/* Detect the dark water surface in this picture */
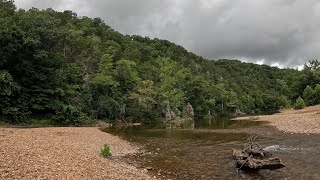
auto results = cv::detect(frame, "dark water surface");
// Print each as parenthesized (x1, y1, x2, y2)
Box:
(195, 118, 267, 129)
(103, 119, 320, 179)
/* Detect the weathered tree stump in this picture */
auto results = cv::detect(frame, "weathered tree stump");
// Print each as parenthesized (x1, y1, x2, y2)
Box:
(233, 136, 285, 171)
(235, 156, 285, 170)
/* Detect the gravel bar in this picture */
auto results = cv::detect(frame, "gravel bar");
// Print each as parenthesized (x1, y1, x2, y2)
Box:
(232, 105, 320, 134)
(0, 127, 152, 180)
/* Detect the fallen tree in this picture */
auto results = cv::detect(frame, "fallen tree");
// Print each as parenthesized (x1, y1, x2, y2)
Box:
(233, 136, 285, 171)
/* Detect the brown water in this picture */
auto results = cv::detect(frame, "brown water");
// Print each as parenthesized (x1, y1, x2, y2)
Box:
(195, 118, 267, 129)
(104, 121, 320, 179)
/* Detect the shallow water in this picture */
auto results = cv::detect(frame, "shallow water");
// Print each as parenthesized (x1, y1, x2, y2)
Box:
(104, 121, 320, 179)
(195, 118, 266, 129)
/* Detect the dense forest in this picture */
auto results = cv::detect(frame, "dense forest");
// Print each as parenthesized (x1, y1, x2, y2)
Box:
(1, 0, 320, 125)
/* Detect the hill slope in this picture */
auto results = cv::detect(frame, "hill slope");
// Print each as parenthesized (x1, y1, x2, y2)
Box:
(1, 1, 319, 125)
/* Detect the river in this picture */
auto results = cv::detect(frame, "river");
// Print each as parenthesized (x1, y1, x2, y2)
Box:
(103, 119, 320, 179)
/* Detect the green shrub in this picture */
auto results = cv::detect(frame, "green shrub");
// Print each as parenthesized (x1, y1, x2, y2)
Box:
(294, 97, 305, 110)
(52, 105, 85, 125)
(28, 118, 54, 126)
(303, 85, 315, 106)
(314, 84, 320, 104)
(100, 144, 112, 157)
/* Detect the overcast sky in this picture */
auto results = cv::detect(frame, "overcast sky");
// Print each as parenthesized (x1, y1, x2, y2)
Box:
(14, 0, 320, 69)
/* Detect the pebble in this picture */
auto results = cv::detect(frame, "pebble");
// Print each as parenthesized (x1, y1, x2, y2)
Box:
(0, 127, 153, 179)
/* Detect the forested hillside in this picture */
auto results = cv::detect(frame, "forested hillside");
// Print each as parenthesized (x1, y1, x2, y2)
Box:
(1, 1, 320, 125)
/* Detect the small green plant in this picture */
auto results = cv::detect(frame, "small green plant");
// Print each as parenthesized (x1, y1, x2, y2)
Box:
(294, 96, 305, 110)
(101, 144, 112, 157)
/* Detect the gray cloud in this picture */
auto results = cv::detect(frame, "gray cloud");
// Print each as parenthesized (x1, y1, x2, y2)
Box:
(14, 0, 320, 68)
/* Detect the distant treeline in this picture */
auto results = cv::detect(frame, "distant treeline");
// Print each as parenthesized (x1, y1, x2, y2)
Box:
(1, 0, 319, 125)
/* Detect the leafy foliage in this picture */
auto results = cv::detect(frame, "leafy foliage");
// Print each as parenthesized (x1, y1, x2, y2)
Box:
(51, 105, 85, 125)
(1, 0, 320, 125)
(100, 144, 112, 157)
(303, 85, 315, 106)
(294, 97, 305, 110)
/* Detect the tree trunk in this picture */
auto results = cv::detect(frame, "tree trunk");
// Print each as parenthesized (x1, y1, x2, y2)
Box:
(233, 141, 285, 171)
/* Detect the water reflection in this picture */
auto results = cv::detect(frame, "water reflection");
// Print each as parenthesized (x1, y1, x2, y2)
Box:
(103, 119, 320, 179)
(196, 117, 266, 129)
(165, 116, 267, 129)
(106, 128, 248, 142)
(104, 128, 249, 179)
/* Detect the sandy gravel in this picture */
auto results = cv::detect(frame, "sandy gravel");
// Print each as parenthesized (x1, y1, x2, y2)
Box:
(233, 105, 320, 134)
(0, 127, 152, 180)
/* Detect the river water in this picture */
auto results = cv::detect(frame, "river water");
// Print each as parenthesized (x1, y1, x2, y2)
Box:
(103, 119, 320, 179)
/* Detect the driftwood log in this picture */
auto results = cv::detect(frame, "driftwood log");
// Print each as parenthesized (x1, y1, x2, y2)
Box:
(233, 136, 285, 171)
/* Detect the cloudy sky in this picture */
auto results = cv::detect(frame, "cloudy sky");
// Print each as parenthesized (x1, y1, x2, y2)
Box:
(14, 0, 320, 68)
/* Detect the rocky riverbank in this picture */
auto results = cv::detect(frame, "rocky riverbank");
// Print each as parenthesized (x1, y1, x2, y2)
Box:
(232, 105, 320, 134)
(0, 127, 152, 180)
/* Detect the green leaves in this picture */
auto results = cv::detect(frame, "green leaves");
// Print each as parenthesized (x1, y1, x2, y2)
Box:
(294, 97, 305, 110)
(157, 58, 187, 109)
(91, 74, 118, 87)
(130, 80, 156, 107)
(115, 59, 141, 92)
(0, 0, 15, 18)
(52, 105, 84, 125)
(314, 85, 320, 104)
(303, 85, 315, 106)
(304, 60, 320, 71)
(0, 70, 19, 95)
(2, 3, 318, 126)
(100, 144, 112, 157)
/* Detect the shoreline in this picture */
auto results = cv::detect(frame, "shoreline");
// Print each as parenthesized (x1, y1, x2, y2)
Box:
(0, 127, 152, 180)
(232, 105, 320, 134)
